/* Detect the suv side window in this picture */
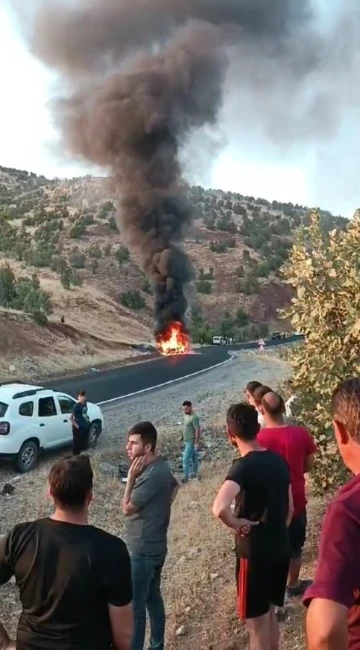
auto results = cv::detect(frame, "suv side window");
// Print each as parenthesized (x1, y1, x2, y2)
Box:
(58, 397, 75, 415)
(19, 401, 34, 417)
(38, 397, 57, 418)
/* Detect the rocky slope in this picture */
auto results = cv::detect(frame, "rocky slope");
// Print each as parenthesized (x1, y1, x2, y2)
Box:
(0, 164, 347, 376)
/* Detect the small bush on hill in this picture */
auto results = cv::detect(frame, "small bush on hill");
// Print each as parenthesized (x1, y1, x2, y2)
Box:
(120, 290, 146, 310)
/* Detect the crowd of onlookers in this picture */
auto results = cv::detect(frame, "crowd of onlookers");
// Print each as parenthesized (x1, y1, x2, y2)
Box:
(0, 377, 359, 650)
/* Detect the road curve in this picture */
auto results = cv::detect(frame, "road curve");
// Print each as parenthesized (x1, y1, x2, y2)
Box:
(46, 336, 302, 404)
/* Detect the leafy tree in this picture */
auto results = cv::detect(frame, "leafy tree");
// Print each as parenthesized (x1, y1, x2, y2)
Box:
(220, 312, 235, 339)
(0, 264, 16, 307)
(60, 265, 72, 290)
(282, 211, 360, 493)
(236, 307, 250, 327)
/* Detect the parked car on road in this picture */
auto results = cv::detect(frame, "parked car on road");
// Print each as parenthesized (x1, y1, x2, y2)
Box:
(0, 383, 104, 473)
(212, 336, 225, 345)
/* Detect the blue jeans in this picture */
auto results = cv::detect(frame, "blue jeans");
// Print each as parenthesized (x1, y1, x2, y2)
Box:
(130, 552, 166, 650)
(183, 442, 198, 480)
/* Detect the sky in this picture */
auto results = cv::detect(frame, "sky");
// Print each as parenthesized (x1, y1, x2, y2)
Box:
(0, 0, 357, 218)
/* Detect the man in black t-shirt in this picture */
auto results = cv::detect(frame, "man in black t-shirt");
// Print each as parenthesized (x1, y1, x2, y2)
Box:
(0, 456, 133, 650)
(71, 390, 90, 455)
(213, 403, 293, 650)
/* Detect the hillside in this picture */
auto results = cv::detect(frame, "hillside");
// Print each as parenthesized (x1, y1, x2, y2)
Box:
(0, 164, 347, 379)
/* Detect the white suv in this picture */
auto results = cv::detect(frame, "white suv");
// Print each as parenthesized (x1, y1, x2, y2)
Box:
(0, 383, 104, 473)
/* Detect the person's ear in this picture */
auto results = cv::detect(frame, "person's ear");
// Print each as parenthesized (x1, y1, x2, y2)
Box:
(333, 419, 349, 446)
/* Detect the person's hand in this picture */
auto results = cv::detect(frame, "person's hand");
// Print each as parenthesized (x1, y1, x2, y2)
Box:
(6, 641, 16, 650)
(128, 456, 146, 480)
(234, 518, 259, 537)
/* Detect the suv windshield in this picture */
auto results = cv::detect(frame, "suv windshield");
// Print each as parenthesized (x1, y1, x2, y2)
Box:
(0, 402, 8, 417)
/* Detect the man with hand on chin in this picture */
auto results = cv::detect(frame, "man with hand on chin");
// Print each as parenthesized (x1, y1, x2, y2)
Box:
(123, 422, 178, 650)
(213, 403, 293, 650)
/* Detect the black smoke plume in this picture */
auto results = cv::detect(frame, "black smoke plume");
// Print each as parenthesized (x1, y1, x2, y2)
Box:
(26, 0, 313, 336)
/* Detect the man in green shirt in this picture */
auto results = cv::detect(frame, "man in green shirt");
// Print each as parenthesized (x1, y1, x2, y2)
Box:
(182, 401, 201, 483)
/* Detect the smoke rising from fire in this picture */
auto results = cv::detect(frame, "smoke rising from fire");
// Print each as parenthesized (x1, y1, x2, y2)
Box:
(21, 0, 357, 332)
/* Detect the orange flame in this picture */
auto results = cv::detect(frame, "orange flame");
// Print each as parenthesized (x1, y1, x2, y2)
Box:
(156, 322, 190, 356)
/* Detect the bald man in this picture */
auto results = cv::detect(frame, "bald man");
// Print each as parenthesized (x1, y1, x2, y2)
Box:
(258, 392, 317, 598)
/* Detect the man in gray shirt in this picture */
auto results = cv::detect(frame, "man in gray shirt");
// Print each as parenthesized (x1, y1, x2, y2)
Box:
(122, 421, 179, 650)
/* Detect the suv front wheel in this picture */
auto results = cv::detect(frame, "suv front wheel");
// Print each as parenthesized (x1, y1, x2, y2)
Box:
(16, 440, 39, 473)
(88, 422, 101, 449)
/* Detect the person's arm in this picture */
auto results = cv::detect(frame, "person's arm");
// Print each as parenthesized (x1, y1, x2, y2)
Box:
(212, 480, 258, 534)
(304, 500, 360, 650)
(105, 539, 133, 650)
(286, 485, 294, 527)
(109, 603, 133, 650)
(70, 404, 79, 428)
(194, 416, 201, 447)
(122, 458, 159, 517)
(122, 457, 146, 517)
(304, 453, 315, 473)
(307, 599, 348, 650)
(171, 476, 179, 504)
(303, 429, 317, 474)
(0, 535, 16, 650)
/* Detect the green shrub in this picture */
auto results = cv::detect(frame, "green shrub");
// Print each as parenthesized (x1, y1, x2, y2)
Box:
(196, 279, 212, 294)
(120, 290, 146, 310)
(115, 245, 130, 265)
(70, 253, 86, 269)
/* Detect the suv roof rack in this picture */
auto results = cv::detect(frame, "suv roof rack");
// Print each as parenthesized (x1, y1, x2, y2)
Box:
(13, 388, 45, 400)
(0, 380, 27, 387)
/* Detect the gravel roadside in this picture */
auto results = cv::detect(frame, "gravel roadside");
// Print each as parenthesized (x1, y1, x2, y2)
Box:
(102, 349, 291, 442)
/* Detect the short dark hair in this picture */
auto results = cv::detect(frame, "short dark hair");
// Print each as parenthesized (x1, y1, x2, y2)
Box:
(78, 390, 86, 397)
(262, 392, 285, 416)
(182, 400, 192, 407)
(226, 402, 259, 441)
(246, 381, 262, 396)
(253, 385, 272, 406)
(128, 421, 157, 451)
(332, 378, 360, 443)
(48, 456, 93, 510)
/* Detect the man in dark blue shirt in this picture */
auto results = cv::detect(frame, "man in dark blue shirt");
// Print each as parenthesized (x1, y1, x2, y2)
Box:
(71, 390, 90, 456)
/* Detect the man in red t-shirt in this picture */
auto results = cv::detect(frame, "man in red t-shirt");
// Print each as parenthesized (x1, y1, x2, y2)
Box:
(258, 391, 316, 597)
(304, 378, 360, 650)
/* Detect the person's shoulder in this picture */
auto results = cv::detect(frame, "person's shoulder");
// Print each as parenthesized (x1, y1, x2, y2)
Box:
(333, 475, 360, 514)
(4, 519, 44, 548)
(90, 526, 128, 553)
(262, 449, 290, 473)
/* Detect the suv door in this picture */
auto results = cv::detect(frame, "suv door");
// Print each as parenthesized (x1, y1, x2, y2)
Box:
(36, 396, 67, 448)
(56, 395, 76, 444)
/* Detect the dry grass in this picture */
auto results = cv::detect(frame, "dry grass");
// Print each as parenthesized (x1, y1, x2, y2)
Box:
(0, 423, 329, 650)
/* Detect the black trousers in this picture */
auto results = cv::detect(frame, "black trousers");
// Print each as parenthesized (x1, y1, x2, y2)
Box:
(72, 426, 90, 455)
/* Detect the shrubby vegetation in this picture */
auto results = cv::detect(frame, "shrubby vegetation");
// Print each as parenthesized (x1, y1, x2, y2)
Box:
(120, 290, 146, 310)
(283, 211, 360, 493)
(0, 264, 52, 324)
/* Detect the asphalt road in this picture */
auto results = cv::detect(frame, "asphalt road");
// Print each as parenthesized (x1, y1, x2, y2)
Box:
(46, 335, 302, 404)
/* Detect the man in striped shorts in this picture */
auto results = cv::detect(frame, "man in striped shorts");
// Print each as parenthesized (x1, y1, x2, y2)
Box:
(213, 403, 293, 650)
